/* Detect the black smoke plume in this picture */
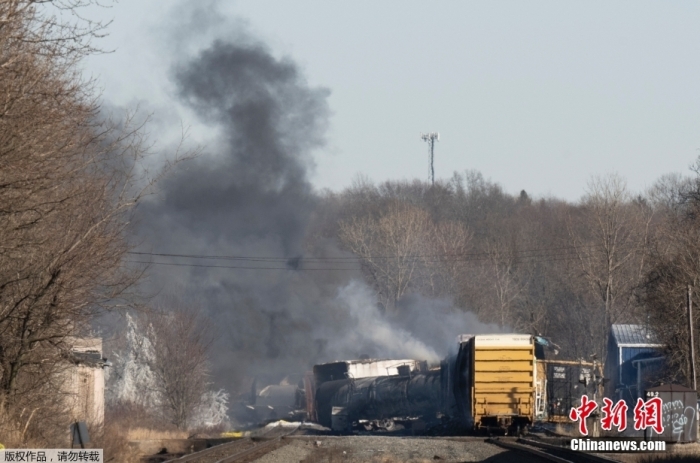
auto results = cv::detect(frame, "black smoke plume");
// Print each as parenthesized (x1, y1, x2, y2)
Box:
(135, 36, 340, 387)
(133, 19, 499, 393)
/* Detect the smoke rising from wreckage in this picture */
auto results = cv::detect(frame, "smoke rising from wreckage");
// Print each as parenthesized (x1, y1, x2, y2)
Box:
(6, 0, 699, 454)
(237, 333, 604, 436)
(124, 5, 595, 437)
(238, 335, 546, 435)
(125, 6, 513, 427)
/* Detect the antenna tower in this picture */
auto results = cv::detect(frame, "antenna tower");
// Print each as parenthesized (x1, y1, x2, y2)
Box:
(420, 132, 440, 185)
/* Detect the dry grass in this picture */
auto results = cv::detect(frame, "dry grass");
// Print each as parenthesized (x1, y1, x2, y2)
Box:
(98, 402, 186, 463)
(94, 423, 142, 463)
(123, 427, 188, 441)
(186, 422, 229, 439)
(95, 423, 190, 463)
(97, 402, 229, 462)
(0, 401, 234, 462)
(0, 420, 22, 448)
(97, 423, 182, 463)
(0, 432, 21, 448)
(0, 405, 76, 449)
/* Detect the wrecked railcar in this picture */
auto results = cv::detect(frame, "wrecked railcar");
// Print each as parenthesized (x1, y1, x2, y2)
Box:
(315, 369, 442, 430)
(306, 358, 425, 423)
(311, 334, 538, 434)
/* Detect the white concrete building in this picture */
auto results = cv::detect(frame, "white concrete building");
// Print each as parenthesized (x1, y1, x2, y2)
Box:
(66, 338, 107, 428)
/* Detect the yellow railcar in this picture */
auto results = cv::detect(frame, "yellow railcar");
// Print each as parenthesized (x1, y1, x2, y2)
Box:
(455, 334, 536, 433)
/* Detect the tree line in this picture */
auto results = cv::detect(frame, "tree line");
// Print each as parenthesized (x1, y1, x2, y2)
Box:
(312, 170, 700, 387)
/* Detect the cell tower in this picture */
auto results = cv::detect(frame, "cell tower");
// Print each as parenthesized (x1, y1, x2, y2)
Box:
(420, 132, 440, 186)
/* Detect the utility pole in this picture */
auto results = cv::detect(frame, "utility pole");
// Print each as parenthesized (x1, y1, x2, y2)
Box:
(420, 132, 439, 186)
(689, 285, 697, 390)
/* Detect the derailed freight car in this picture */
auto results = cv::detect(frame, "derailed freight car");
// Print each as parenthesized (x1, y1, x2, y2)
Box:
(541, 360, 597, 422)
(313, 334, 537, 434)
(452, 334, 536, 433)
(315, 369, 442, 431)
(306, 359, 425, 423)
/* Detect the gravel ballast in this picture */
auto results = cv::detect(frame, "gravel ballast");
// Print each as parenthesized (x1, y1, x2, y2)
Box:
(252, 436, 535, 463)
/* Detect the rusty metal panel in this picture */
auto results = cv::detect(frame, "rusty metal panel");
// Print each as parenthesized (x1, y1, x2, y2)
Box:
(645, 384, 698, 443)
(304, 371, 316, 422)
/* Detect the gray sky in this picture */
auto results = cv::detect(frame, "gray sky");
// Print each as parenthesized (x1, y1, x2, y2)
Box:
(84, 1, 700, 201)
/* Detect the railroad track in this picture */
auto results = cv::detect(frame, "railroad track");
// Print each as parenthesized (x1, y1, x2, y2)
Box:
(487, 437, 621, 463)
(166, 433, 627, 463)
(164, 426, 299, 463)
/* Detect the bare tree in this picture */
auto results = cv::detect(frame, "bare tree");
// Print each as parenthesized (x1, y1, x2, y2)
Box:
(427, 220, 472, 298)
(143, 305, 216, 430)
(568, 174, 652, 362)
(338, 202, 430, 313)
(338, 201, 471, 313)
(485, 240, 529, 329)
(0, 1, 190, 445)
(642, 168, 700, 388)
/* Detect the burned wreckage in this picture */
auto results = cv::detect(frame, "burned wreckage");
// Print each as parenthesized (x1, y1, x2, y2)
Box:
(305, 334, 540, 434)
(235, 333, 602, 434)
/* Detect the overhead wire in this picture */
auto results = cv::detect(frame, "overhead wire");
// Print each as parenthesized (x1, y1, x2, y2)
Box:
(125, 260, 356, 271)
(125, 242, 647, 271)
(126, 243, 636, 261)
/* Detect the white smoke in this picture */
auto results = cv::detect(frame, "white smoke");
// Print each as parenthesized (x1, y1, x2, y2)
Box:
(327, 281, 441, 363)
(314, 280, 507, 365)
(393, 293, 507, 354)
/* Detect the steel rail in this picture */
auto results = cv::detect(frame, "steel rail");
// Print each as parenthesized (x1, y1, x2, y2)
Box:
(212, 438, 289, 463)
(163, 426, 300, 463)
(487, 438, 574, 463)
(163, 439, 248, 463)
(487, 437, 621, 463)
(519, 437, 620, 463)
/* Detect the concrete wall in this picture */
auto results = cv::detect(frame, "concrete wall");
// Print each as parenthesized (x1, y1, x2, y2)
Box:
(65, 338, 105, 429)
